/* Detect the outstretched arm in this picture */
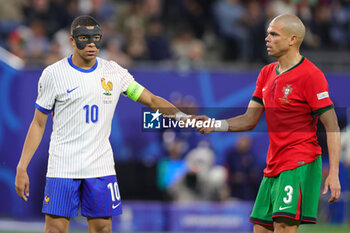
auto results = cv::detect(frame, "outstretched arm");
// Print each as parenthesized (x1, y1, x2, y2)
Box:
(196, 100, 264, 134)
(320, 108, 341, 202)
(137, 88, 184, 118)
(15, 109, 49, 201)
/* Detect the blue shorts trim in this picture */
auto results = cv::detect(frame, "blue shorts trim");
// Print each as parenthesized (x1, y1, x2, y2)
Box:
(42, 175, 122, 217)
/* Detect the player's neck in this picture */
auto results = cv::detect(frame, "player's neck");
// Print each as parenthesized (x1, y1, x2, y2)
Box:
(71, 54, 97, 69)
(277, 52, 302, 74)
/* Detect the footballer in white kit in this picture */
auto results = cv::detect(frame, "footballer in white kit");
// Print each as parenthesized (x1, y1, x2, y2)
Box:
(15, 15, 186, 233)
(36, 56, 133, 179)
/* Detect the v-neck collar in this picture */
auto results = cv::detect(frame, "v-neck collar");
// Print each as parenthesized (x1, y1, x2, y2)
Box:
(276, 56, 304, 75)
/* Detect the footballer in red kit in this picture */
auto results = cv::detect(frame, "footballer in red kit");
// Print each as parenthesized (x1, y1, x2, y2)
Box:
(195, 14, 341, 233)
(252, 57, 334, 177)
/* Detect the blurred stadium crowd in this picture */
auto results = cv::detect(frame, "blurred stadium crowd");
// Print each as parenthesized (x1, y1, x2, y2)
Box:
(1, 0, 350, 68)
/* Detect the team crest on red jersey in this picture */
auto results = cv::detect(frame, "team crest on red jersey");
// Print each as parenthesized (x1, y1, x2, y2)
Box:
(279, 84, 293, 104)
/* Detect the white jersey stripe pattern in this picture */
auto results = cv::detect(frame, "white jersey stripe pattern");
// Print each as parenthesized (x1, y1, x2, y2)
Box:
(36, 56, 134, 178)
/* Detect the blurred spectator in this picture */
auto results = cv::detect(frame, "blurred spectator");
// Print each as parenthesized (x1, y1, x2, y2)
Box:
(329, 0, 350, 49)
(23, 0, 72, 39)
(213, 0, 249, 61)
(224, 134, 261, 200)
(117, 1, 149, 60)
(126, 25, 149, 60)
(143, 0, 162, 19)
(298, 0, 313, 24)
(0, 0, 26, 23)
(44, 41, 63, 66)
(265, 0, 297, 21)
(309, 3, 332, 48)
(7, 26, 28, 60)
(181, 0, 215, 39)
(168, 140, 229, 202)
(25, 19, 50, 66)
(52, 28, 73, 58)
(157, 131, 188, 192)
(145, 19, 172, 61)
(1, 0, 350, 67)
(244, 0, 268, 62)
(171, 29, 206, 69)
(100, 37, 132, 68)
(78, 0, 116, 22)
(118, 1, 147, 39)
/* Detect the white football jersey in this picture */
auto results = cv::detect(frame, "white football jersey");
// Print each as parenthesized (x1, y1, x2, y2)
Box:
(36, 56, 134, 178)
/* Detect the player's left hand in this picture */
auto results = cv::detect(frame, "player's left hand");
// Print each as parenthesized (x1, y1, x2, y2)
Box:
(15, 167, 30, 202)
(322, 173, 341, 202)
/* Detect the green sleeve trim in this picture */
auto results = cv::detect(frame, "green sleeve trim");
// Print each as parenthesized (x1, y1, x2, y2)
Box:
(251, 96, 264, 105)
(311, 104, 334, 118)
(126, 81, 145, 102)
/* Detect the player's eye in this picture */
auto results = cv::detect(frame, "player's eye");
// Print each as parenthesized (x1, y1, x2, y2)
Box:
(93, 35, 101, 41)
(77, 35, 88, 41)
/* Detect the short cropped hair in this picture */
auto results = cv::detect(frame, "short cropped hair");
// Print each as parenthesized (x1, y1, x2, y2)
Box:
(70, 15, 100, 34)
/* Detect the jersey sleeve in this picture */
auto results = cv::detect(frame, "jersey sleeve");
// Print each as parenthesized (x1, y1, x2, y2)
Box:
(35, 68, 56, 113)
(303, 70, 334, 117)
(110, 61, 134, 93)
(251, 67, 265, 105)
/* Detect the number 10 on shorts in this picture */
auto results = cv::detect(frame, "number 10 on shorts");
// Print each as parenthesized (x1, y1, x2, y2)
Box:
(107, 182, 121, 202)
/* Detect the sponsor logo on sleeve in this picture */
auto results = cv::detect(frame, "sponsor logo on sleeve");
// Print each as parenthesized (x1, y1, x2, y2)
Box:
(317, 91, 329, 100)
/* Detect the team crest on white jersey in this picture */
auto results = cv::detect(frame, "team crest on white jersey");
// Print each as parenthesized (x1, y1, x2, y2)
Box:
(101, 76, 113, 96)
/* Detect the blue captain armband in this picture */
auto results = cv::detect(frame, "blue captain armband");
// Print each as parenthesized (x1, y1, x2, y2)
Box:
(125, 81, 145, 102)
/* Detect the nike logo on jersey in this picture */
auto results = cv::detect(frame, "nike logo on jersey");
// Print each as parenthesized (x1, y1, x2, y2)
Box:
(67, 87, 79, 93)
(279, 206, 292, 211)
(112, 202, 121, 209)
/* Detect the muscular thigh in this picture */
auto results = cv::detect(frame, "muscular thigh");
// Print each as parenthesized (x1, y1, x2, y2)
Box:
(44, 214, 70, 233)
(87, 217, 112, 233)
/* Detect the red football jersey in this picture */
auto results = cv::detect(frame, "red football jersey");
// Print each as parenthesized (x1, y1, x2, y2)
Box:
(252, 57, 334, 177)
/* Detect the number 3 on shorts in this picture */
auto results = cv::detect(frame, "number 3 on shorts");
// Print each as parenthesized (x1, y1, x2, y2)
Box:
(283, 185, 293, 204)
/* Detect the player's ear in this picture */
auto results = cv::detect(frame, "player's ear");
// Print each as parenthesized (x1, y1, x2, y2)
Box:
(289, 35, 298, 46)
(70, 36, 76, 48)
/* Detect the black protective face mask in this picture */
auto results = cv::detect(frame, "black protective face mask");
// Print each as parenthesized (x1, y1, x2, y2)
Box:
(72, 26, 102, 50)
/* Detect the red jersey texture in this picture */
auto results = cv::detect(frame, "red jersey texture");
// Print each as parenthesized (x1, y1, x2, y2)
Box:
(252, 57, 334, 177)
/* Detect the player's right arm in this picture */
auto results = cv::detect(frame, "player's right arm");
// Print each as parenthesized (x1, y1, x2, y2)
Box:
(196, 100, 264, 134)
(15, 109, 49, 201)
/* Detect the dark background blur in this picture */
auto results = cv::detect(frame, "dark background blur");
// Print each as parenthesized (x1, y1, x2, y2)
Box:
(1, 0, 350, 70)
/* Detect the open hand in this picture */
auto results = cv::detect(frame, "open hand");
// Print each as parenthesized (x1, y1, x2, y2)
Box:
(15, 167, 30, 202)
(322, 173, 341, 202)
